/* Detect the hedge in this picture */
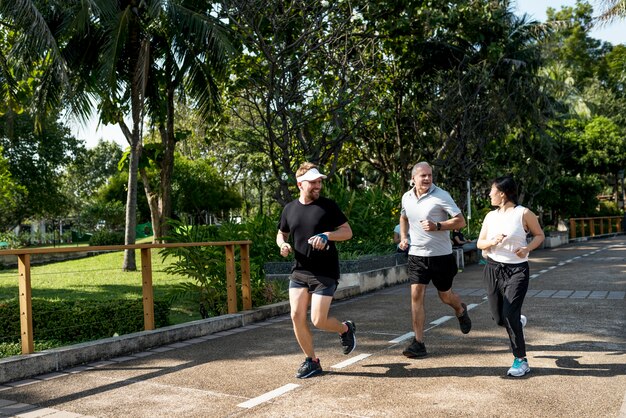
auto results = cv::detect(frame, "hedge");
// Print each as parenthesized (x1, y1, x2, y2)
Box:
(0, 298, 171, 347)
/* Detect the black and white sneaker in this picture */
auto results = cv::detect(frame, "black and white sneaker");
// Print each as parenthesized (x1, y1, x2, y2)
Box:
(457, 303, 472, 334)
(403, 338, 428, 358)
(296, 357, 322, 379)
(340, 321, 357, 355)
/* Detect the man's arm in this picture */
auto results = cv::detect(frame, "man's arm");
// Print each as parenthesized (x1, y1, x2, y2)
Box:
(425, 213, 466, 231)
(323, 222, 353, 242)
(398, 215, 410, 250)
(276, 230, 291, 257)
(308, 222, 353, 250)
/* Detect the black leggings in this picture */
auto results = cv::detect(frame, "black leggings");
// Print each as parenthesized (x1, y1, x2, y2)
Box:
(483, 259, 529, 358)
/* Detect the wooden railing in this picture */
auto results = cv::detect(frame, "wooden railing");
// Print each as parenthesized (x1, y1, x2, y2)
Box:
(569, 216, 623, 239)
(0, 241, 252, 355)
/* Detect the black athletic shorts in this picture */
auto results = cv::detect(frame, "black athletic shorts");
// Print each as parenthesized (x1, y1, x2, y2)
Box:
(407, 253, 457, 291)
(289, 271, 338, 296)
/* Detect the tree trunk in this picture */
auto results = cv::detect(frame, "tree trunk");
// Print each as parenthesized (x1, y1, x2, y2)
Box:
(122, 32, 149, 271)
(157, 70, 176, 241)
(140, 167, 161, 242)
(123, 138, 140, 271)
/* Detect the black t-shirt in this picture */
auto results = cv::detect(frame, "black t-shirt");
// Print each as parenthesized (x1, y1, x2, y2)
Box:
(278, 196, 348, 280)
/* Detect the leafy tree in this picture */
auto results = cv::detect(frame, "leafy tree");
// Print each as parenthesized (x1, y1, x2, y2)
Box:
(536, 174, 602, 221)
(545, 2, 611, 88)
(171, 157, 243, 222)
(2, 0, 232, 270)
(220, 0, 375, 205)
(576, 116, 626, 173)
(0, 146, 27, 231)
(94, 171, 151, 226)
(130, 2, 232, 245)
(146, 99, 278, 218)
(61, 139, 124, 214)
(354, 1, 553, 206)
(0, 2, 64, 127)
(0, 112, 81, 227)
(79, 201, 126, 233)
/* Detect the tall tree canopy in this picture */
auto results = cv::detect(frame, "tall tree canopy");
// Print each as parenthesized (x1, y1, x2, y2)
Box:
(2, 0, 232, 269)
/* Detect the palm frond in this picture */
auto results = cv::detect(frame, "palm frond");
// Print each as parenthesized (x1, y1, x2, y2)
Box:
(594, 0, 626, 26)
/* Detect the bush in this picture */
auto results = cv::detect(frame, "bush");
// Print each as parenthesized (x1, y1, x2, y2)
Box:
(323, 175, 402, 258)
(0, 231, 30, 249)
(161, 217, 288, 318)
(0, 298, 171, 355)
(89, 231, 125, 246)
(79, 201, 126, 232)
(597, 200, 622, 216)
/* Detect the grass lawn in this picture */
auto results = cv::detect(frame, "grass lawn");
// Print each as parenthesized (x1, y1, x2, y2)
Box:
(0, 249, 203, 325)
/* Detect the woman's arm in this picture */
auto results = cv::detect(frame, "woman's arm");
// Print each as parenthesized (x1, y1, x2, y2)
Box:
(477, 214, 506, 250)
(513, 209, 545, 258)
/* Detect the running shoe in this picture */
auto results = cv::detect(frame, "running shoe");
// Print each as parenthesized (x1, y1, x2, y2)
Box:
(457, 303, 472, 334)
(296, 357, 322, 379)
(340, 320, 357, 355)
(402, 338, 428, 358)
(507, 357, 530, 377)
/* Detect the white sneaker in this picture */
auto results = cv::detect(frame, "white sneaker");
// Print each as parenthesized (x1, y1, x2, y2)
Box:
(507, 357, 530, 377)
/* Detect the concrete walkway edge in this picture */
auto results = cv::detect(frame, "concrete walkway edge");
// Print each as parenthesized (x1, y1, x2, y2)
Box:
(0, 264, 407, 384)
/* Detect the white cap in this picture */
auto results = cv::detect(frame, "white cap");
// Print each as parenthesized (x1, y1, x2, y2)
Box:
(296, 168, 327, 183)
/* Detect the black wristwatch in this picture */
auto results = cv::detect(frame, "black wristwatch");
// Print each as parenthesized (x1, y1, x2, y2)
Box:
(436, 222, 442, 231)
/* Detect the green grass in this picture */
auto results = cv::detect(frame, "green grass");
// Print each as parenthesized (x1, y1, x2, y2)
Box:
(0, 249, 203, 324)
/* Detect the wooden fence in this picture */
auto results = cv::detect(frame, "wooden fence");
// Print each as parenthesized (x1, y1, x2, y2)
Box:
(0, 241, 251, 355)
(569, 216, 623, 239)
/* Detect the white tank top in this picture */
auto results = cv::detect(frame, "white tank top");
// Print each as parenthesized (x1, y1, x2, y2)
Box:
(482, 205, 528, 264)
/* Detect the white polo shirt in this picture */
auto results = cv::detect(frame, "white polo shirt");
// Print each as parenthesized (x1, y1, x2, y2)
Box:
(401, 184, 461, 257)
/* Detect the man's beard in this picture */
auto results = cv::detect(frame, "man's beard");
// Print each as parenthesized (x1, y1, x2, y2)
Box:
(306, 189, 320, 200)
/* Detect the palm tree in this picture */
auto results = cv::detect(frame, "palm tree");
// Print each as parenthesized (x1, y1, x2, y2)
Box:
(0, 0, 69, 128)
(595, 0, 626, 26)
(2, 0, 230, 270)
(86, 0, 231, 268)
(137, 1, 231, 243)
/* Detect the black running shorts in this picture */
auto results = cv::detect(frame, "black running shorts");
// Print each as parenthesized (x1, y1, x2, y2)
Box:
(407, 253, 457, 291)
(289, 271, 338, 296)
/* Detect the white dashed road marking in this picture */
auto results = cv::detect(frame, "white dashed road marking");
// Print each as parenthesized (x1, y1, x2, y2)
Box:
(332, 353, 372, 369)
(389, 332, 415, 344)
(430, 316, 454, 326)
(237, 383, 299, 409)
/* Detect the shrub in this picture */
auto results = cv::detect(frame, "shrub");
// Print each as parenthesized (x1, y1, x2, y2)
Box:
(323, 175, 401, 257)
(0, 298, 171, 356)
(0, 231, 30, 249)
(160, 220, 231, 318)
(89, 231, 125, 246)
(161, 217, 288, 318)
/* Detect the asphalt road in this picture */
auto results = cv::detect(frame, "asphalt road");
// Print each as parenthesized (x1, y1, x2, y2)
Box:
(1, 236, 625, 417)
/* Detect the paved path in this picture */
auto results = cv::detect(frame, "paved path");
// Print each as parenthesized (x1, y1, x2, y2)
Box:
(1, 236, 625, 417)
